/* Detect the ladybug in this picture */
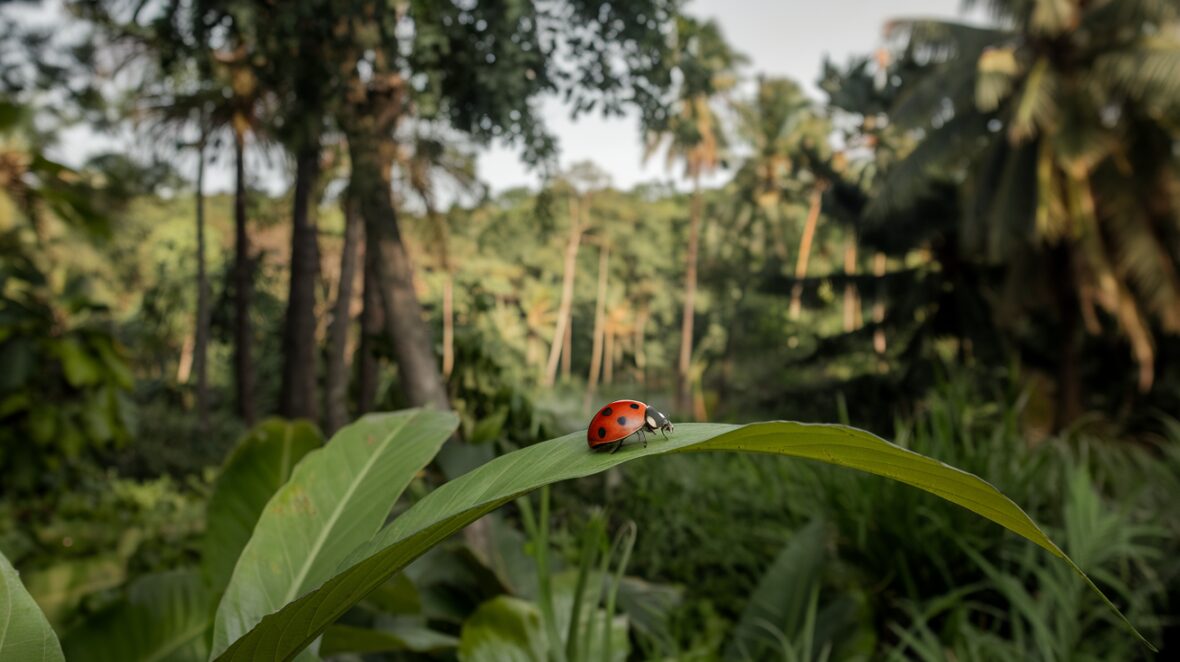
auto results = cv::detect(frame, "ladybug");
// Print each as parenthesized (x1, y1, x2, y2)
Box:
(586, 400, 674, 453)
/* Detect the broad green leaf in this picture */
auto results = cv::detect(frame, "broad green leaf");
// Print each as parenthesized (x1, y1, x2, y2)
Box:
(203, 419, 323, 592)
(320, 622, 458, 656)
(60, 569, 212, 662)
(458, 596, 547, 662)
(209, 409, 459, 658)
(214, 421, 1154, 660)
(724, 519, 826, 660)
(0, 550, 64, 662)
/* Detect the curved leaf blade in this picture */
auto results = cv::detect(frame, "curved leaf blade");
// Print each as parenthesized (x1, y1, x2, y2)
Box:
(60, 569, 212, 662)
(215, 421, 1153, 660)
(0, 550, 65, 662)
(209, 409, 460, 659)
(203, 419, 323, 593)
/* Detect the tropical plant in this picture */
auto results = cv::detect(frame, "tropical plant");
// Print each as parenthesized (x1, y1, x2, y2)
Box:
(875, 0, 1180, 427)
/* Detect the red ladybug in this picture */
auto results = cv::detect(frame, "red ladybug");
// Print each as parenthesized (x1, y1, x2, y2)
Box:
(586, 400, 674, 453)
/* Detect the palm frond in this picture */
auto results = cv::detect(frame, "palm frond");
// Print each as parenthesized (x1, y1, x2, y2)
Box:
(1007, 57, 1058, 143)
(1029, 0, 1078, 37)
(1083, 0, 1180, 31)
(885, 19, 1011, 60)
(975, 46, 1020, 112)
(1094, 36, 1180, 115)
(1107, 210, 1180, 333)
(866, 107, 991, 219)
(965, 138, 1038, 259)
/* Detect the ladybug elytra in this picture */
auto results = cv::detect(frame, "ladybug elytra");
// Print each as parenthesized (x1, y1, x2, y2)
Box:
(586, 399, 674, 453)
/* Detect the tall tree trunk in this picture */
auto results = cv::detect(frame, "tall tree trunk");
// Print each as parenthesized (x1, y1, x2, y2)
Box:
(634, 304, 648, 384)
(325, 191, 362, 434)
(232, 129, 256, 424)
(193, 133, 210, 434)
(543, 195, 582, 387)
(279, 144, 323, 420)
(872, 252, 887, 353)
(1053, 247, 1083, 431)
(678, 175, 703, 413)
(583, 244, 609, 414)
(561, 316, 572, 382)
(843, 233, 860, 332)
(349, 132, 449, 410)
(603, 325, 614, 385)
(442, 273, 454, 378)
(789, 183, 825, 320)
(177, 333, 194, 383)
(358, 237, 383, 414)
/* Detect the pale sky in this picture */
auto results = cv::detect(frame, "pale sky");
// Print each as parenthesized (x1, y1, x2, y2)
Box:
(20, 0, 983, 195)
(477, 0, 981, 193)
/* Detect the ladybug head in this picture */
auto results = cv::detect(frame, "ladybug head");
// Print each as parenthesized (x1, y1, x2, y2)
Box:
(644, 406, 674, 434)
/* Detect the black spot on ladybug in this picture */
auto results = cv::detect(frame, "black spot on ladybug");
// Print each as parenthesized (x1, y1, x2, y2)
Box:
(602, 407, 613, 416)
(630, 403, 640, 409)
(617, 416, 627, 426)
(597, 427, 606, 439)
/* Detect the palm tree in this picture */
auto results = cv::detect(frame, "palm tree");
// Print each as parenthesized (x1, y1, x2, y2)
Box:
(644, 16, 744, 413)
(729, 77, 834, 321)
(877, 1, 1180, 426)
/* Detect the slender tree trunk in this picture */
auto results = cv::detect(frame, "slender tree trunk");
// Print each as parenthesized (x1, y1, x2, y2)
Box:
(790, 183, 825, 320)
(177, 333, 194, 384)
(279, 144, 323, 420)
(634, 304, 648, 384)
(583, 244, 609, 413)
(232, 129, 256, 424)
(349, 132, 449, 410)
(1053, 247, 1083, 431)
(843, 233, 860, 332)
(561, 316, 572, 382)
(442, 273, 455, 378)
(678, 175, 703, 412)
(358, 237, 383, 413)
(325, 191, 362, 434)
(872, 252, 887, 354)
(543, 195, 582, 387)
(193, 133, 210, 433)
(603, 325, 614, 385)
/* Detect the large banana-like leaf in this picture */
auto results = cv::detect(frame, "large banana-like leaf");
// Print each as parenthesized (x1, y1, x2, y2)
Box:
(203, 419, 323, 593)
(213, 421, 1154, 660)
(60, 569, 211, 662)
(0, 550, 64, 662)
(209, 409, 459, 658)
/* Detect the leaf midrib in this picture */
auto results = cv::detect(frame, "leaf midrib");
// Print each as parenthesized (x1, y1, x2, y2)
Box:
(281, 413, 412, 604)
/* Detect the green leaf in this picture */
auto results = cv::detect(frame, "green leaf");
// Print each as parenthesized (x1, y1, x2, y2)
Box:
(320, 622, 458, 656)
(56, 337, 101, 388)
(724, 519, 826, 660)
(60, 569, 212, 662)
(213, 421, 1155, 660)
(458, 596, 548, 662)
(209, 409, 459, 658)
(0, 550, 64, 662)
(203, 420, 323, 593)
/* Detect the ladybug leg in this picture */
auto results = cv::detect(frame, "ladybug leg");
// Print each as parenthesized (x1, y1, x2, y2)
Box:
(610, 438, 623, 454)
(638, 429, 647, 448)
